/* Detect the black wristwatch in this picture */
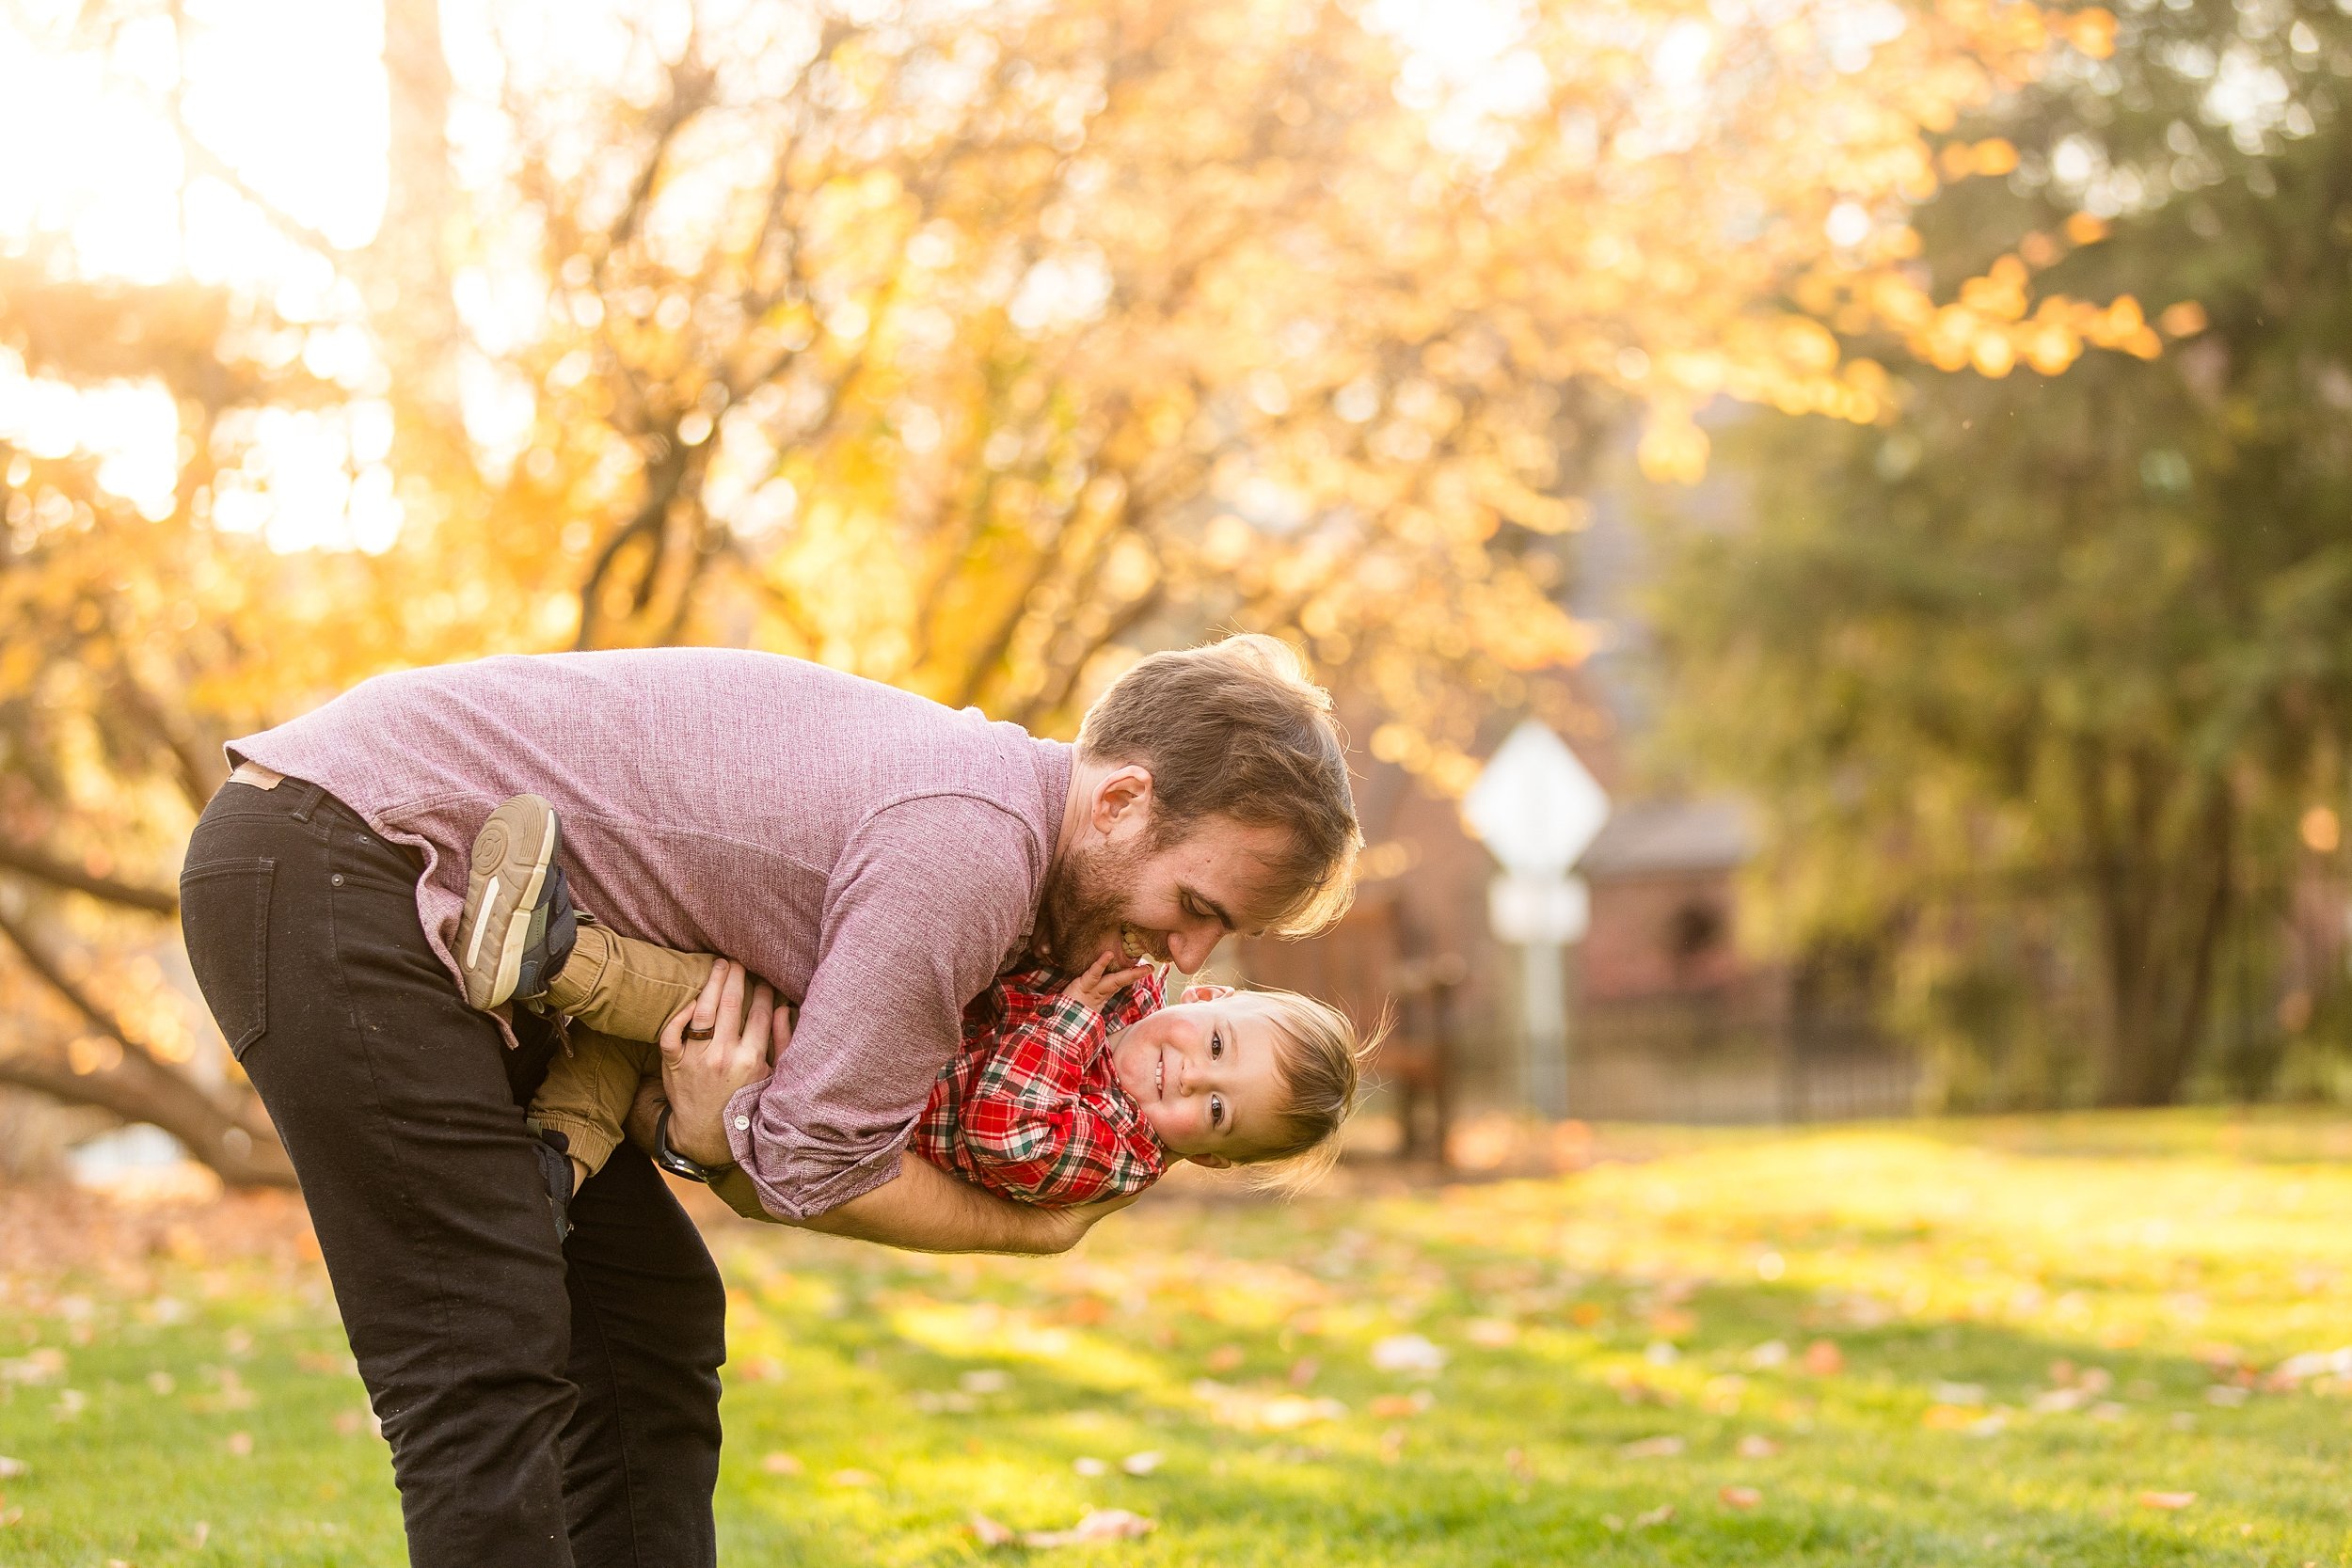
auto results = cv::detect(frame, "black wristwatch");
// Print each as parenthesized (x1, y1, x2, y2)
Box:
(653, 1105, 728, 1184)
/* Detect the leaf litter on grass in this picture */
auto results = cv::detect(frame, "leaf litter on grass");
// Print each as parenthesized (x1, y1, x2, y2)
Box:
(14, 1114, 2352, 1565)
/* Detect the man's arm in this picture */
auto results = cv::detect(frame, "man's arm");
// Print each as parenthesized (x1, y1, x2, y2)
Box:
(796, 1150, 1134, 1255)
(626, 1077, 1135, 1253)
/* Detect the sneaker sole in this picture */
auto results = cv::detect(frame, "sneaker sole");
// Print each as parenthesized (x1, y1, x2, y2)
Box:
(458, 797, 559, 1009)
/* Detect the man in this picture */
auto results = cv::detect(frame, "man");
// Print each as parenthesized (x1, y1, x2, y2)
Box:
(177, 633, 1357, 1568)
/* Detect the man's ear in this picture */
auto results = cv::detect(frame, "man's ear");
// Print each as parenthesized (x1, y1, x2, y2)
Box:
(1187, 1152, 1233, 1169)
(1180, 983, 1234, 1005)
(1089, 764, 1155, 838)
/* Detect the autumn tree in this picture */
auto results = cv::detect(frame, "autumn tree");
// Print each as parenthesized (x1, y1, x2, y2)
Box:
(1654, 0, 2352, 1105)
(3, 0, 2131, 1175)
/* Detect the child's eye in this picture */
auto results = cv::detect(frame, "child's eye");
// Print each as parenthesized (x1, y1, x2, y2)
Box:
(1210, 1094, 1225, 1128)
(1210, 1030, 1224, 1059)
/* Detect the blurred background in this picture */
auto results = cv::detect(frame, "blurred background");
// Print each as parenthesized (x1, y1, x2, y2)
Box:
(3, 0, 2349, 1192)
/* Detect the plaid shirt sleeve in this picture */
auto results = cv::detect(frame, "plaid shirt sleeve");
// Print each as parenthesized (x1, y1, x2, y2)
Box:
(912, 969, 1166, 1208)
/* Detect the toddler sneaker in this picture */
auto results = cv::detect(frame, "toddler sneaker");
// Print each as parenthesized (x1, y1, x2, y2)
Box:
(455, 794, 579, 1009)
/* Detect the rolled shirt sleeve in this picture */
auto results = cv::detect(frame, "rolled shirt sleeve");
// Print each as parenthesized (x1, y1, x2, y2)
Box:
(723, 794, 1043, 1219)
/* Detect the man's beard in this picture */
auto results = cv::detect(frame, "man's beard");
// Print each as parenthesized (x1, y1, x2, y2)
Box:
(1033, 834, 1149, 972)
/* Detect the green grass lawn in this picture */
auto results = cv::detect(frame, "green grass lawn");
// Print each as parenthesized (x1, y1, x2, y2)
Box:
(6, 1111, 2352, 1565)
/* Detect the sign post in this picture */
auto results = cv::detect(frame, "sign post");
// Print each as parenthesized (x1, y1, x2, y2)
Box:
(1462, 721, 1609, 1118)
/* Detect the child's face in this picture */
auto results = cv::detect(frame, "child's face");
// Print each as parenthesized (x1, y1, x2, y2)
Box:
(1104, 990, 1288, 1165)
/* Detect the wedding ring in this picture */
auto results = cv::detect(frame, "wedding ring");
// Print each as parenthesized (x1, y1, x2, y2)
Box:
(683, 1022, 716, 1041)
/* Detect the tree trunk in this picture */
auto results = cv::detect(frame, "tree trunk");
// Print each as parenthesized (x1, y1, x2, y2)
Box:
(2088, 769, 2235, 1107)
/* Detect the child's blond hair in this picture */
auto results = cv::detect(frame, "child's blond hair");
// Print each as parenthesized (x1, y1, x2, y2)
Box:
(1234, 989, 1383, 1190)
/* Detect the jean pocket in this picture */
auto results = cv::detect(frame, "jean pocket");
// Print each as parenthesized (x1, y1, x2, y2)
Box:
(180, 858, 276, 1057)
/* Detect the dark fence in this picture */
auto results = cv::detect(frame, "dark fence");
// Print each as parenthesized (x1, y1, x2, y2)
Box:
(1565, 994, 1920, 1124)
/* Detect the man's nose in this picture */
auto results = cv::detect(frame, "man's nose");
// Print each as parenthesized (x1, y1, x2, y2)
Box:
(1167, 927, 1216, 973)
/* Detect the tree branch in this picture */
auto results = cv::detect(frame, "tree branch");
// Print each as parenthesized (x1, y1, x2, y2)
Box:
(0, 840, 178, 916)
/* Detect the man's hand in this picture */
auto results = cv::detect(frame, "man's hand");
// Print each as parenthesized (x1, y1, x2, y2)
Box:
(1034, 1187, 1146, 1253)
(795, 1154, 1147, 1255)
(657, 959, 778, 1167)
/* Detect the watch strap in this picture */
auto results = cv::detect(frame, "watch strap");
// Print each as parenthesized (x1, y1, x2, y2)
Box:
(653, 1104, 724, 1184)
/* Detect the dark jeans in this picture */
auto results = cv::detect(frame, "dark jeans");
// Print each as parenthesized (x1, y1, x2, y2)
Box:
(178, 776, 726, 1567)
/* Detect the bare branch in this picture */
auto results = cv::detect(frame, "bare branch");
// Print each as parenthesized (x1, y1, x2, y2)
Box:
(0, 903, 171, 1061)
(0, 839, 178, 916)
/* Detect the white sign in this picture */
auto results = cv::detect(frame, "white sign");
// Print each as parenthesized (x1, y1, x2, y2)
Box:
(1462, 720, 1610, 877)
(1489, 873, 1589, 946)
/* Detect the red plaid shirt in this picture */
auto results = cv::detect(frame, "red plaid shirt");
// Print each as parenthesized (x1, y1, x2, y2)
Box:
(910, 966, 1168, 1207)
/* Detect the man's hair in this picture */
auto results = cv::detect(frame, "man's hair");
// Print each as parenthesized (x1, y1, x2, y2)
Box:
(1077, 633, 1359, 936)
(1238, 989, 1379, 1188)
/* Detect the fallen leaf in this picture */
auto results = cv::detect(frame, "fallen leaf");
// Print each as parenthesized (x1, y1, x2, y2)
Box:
(1021, 1508, 1155, 1547)
(828, 1468, 879, 1487)
(1745, 1339, 1790, 1369)
(1803, 1339, 1844, 1376)
(1288, 1356, 1320, 1386)
(970, 1513, 1015, 1545)
(1073, 1456, 1108, 1476)
(226, 1431, 253, 1457)
(761, 1451, 803, 1477)
(1205, 1344, 1246, 1373)
(1619, 1435, 1686, 1459)
(1735, 1435, 1780, 1459)
(1120, 1450, 1164, 1476)
(1632, 1504, 1677, 1528)
(1720, 1485, 1762, 1509)
(1504, 1447, 1534, 1482)
(0, 1457, 24, 1480)
(2137, 1491, 2197, 1511)
(1465, 1318, 1519, 1348)
(960, 1370, 1011, 1395)
(1370, 1334, 1448, 1375)
(1191, 1380, 1348, 1432)
(1369, 1392, 1433, 1418)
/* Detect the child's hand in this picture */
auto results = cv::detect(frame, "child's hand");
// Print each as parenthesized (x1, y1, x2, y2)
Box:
(1060, 951, 1152, 1011)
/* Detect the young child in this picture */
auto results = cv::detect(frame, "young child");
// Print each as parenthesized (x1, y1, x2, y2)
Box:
(458, 796, 1364, 1224)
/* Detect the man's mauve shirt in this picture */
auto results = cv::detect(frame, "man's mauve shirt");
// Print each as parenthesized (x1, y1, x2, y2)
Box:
(230, 649, 1073, 1219)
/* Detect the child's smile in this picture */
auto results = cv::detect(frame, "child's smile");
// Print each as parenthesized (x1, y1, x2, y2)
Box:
(1105, 993, 1288, 1164)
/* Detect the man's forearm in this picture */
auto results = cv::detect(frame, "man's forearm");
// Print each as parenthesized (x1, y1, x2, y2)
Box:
(790, 1152, 1082, 1255)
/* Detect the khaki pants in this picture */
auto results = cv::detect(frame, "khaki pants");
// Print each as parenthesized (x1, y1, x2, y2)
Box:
(528, 925, 771, 1222)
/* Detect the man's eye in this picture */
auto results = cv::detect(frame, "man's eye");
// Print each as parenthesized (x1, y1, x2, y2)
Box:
(1210, 1095, 1224, 1128)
